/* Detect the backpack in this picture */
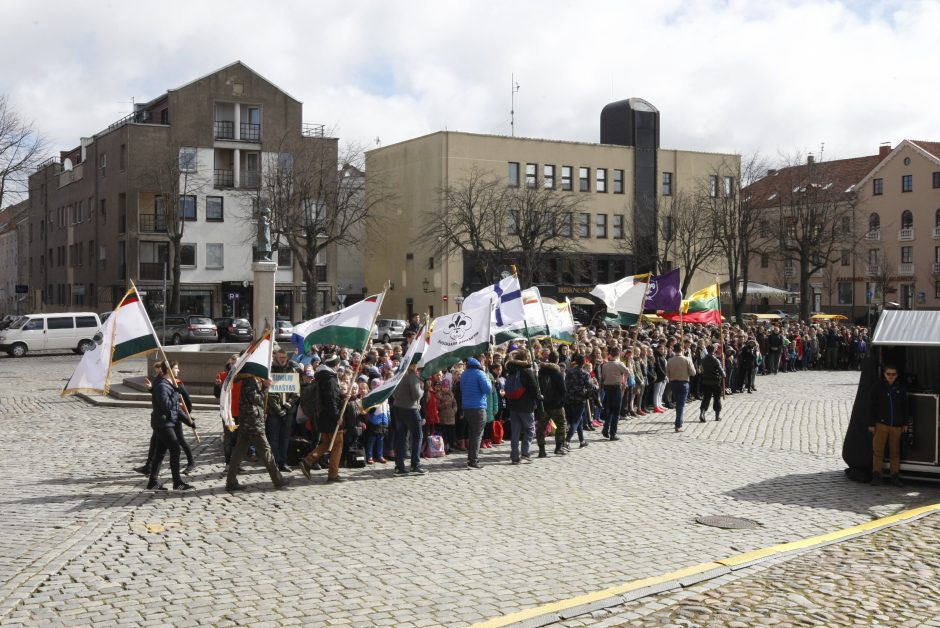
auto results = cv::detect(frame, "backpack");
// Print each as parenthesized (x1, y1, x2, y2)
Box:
(565, 369, 592, 402)
(504, 370, 526, 400)
(299, 381, 321, 429)
(491, 419, 505, 444)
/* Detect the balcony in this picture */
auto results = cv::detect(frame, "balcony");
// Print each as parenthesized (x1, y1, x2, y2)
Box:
(214, 169, 234, 188)
(139, 213, 167, 233)
(214, 120, 234, 140)
(240, 169, 261, 189)
(139, 262, 165, 281)
(899, 227, 914, 241)
(933, 262, 940, 274)
(865, 229, 881, 241)
(899, 262, 914, 276)
(934, 226, 940, 239)
(240, 122, 261, 142)
(866, 264, 880, 276)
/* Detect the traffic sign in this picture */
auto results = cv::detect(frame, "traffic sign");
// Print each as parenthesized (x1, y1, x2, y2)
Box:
(228, 292, 241, 301)
(15, 285, 28, 294)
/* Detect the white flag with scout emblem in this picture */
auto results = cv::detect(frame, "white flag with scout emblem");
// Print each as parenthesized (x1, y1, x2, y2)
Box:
(417, 305, 491, 376)
(62, 287, 161, 396)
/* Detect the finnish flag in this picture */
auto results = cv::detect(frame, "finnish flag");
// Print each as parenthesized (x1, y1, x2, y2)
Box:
(461, 275, 525, 329)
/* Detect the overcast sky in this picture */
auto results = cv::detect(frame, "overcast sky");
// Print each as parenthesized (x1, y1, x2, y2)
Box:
(2, 0, 938, 166)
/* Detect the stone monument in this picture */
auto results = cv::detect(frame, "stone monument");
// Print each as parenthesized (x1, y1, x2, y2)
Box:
(253, 205, 277, 339)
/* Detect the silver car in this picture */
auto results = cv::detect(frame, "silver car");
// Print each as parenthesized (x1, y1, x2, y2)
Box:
(372, 319, 406, 343)
(154, 314, 219, 345)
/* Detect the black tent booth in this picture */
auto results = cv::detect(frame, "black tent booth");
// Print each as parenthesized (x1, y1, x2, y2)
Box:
(843, 310, 940, 480)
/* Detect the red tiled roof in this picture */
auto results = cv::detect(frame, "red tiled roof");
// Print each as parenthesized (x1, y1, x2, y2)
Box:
(745, 154, 882, 209)
(909, 140, 940, 160)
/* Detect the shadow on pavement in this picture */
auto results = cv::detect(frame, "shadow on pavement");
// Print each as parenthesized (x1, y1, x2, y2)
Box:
(725, 470, 940, 517)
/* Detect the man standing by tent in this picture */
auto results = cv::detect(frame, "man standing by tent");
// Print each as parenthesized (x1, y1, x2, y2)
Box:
(868, 365, 909, 487)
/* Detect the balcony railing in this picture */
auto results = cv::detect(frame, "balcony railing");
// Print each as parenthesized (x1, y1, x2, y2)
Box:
(302, 123, 326, 137)
(866, 264, 880, 276)
(139, 262, 165, 281)
(933, 262, 940, 274)
(783, 266, 795, 277)
(240, 122, 261, 142)
(240, 169, 261, 189)
(899, 227, 914, 241)
(214, 169, 234, 188)
(139, 213, 167, 233)
(865, 229, 881, 241)
(214, 120, 234, 140)
(933, 225, 940, 239)
(899, 262, 914, 276)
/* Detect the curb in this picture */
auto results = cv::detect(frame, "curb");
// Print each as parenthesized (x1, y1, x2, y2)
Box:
(471, 501, 940, 628)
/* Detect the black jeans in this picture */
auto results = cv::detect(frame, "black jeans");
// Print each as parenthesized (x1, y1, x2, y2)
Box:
(700, 384, 723, 416)
(149, 426, 184, 487)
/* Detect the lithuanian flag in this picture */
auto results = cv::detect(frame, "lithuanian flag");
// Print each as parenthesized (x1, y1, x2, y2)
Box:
(662, 283, 722, 325)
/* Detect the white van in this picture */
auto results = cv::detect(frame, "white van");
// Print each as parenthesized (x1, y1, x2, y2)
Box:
(0, 312, 101, 357)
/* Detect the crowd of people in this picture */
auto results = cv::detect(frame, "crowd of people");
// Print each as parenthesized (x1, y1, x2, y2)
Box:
(138, 314, 872, 490)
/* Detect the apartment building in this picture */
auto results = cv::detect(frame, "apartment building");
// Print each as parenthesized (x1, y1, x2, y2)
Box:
(365, 99, 739, 319)
(25, 61, 338, 320)
(746, 140, 940, 318)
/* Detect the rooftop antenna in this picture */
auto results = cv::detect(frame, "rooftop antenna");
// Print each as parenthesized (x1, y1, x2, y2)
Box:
(117, 96, 135, 115)
(510, 74, 520, 137)
(819, 141, 825, 161)
(375, 136, 381, 147)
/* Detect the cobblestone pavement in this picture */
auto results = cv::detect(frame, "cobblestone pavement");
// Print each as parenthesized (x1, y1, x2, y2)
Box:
(561, 513, 940, 627)
(1, 357, 938, 626)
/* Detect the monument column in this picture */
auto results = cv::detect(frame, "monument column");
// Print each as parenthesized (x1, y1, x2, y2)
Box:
(252, 261, 277, 339)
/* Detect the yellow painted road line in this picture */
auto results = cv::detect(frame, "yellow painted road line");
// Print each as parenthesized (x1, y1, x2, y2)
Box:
(473, 502, 940, 628)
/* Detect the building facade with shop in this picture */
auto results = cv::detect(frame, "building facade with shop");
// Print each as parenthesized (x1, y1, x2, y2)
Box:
(24, 61, 338, 321)
(364, 99, 738, 320)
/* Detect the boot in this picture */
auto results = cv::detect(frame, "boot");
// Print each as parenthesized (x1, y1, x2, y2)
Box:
(538, 444, 548, 458)
(699, 409, 706, 423)
(714, 412, 721, 422)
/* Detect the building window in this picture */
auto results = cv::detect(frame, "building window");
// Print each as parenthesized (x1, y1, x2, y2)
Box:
(841, 250, 851, 266)
(507, 210, 519, 235)
(935, 246, 940, 264)
(561, 166, 573, 191)
(838, 282, 853, 305)
(206, 196, 224, 221)
(933, 172, 940, 189)
(180, 195, 196, 221)
(761, 253, 769, 268)
(578, 213, 590, 238)
(99, 152, 107, 177)
(869, 212, 880, 231)
(708, 175, 718, 197)
(724, 176, 734, 198)
(579, 167, 590, 192)
(936, 280, 940, 300)
(873, 178, 883, 195)
(596, 213, 608, 238)
(118, 193, 126, 233)
(206, 243, 225, 268)
(662, 172, 672, 196)
(901, 246, 912, 264)
(99, 198, 107, 224)
(902, 174, 913, 192)
(180, 244, 196, 267)
(277, 246, 292, 269)
(560, 212, 573, 237)
(596, 168, 607, 193)
(120, 144, 127, 171)
(525, 163, 537, 188)
(868, 249, 880, 266)
(901, 210, 913, 228)
(612, 214, 624, 239)
(179, 147, 198, 173)
(613, 169, 624, 194)
(543, 165, 555, 189)
(508, 162, 520, 187)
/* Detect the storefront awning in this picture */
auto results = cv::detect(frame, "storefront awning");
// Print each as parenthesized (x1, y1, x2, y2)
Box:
(872, 310, 940, 346)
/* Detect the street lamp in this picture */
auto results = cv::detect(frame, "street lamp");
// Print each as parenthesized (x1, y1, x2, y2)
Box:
(422, 278, 436, 293)
(455, 294, 464, 311)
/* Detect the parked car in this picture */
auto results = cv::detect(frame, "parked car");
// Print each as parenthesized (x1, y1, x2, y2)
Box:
(274, 318, 293, 344)
(214, 317, 253, 342)
(98, 311, 112, 325)
(372, 319, 406, 343)
(152, 314, 218, 345)
(0, 312, 101, 357)
(0, 315, 22, 331)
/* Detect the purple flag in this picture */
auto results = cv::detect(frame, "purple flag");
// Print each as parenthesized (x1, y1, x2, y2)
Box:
(643, 268, 682, 312)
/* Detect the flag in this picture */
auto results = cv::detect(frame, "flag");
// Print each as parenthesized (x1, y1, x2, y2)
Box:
(644, 268, 682, 312)
(543, 300, 576, 344)
(590, 275, 641, 312)
(362, 325, 426, 409)
(220, 330, 273, 430)
(493, 288, 548, 344)
(611, 281, 647, 327)
(462, 275, 524, 329)
(662, 283, 722, 325)
(62, 287, 161, 396)
(418, 304, 491, 376)
(291, 294, 383, 352)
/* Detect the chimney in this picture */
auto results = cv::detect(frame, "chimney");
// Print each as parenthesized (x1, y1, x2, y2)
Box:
(807, 154, 815, 165)
(767, 169, 777, 176)
(879, 143, 891, 157)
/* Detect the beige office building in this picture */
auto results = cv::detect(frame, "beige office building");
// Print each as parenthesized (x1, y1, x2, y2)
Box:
(365, 99, 738, 319)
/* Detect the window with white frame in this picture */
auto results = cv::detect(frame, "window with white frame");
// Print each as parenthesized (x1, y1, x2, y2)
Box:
(561, 166, 573, 191)
(508, 162, 520, 187)
(596, 168, 607, 193)
(205, 243, 223, 269)
(613, 169, 624, 194)
(543, 164, 555, 189)
(595, 213, 607, 238)
(525, 163, 537, 188)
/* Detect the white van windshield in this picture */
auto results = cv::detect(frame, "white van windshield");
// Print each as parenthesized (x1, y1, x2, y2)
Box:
(8, 317, 29, 330)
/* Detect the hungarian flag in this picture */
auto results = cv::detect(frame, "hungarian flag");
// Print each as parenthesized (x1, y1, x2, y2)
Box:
(493, 287, 549, 344)
(543, 300, 576, 344)
(61, 286, 161, 396)
(291, 293, 383, 352)
(610, 281, 647, 327)
(361, 325, 426, 410)
(418, 304, 491, 376)
(220, 330, 273, 430)
(662, 283, 722, 325)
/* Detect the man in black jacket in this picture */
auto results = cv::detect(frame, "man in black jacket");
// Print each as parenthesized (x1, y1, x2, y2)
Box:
(868, 365, 909, 486)
(299, 354, 348, 482)
(767, 327, 783, 375)
(537, 351, 567, 457)
(505, 349, 541, 464)
(699, 344, 725, 422)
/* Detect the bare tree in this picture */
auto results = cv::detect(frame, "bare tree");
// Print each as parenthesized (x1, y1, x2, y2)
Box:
(705, 154, 767, 322)
(137, 144, 204, 312)
(250, 134, 388, 319)
(0, 95, 46, 208)
(415, 168, 584, 288)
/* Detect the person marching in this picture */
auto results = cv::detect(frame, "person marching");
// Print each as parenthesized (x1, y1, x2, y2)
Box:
(147, 361, 194, 492)
(699, 344, 725, 422)
(225, 373, 290, 491)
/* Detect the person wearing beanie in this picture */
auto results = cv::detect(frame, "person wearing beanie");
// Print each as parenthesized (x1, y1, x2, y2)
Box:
(460, 356, 492, 469)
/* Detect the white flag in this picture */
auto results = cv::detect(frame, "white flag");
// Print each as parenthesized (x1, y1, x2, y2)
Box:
(220, 329, 273, 430)
(590, 275, 638, 312)
(462, 275, 525, 330)
(291, 293, 383, 352)
(418, 305, 491, 376)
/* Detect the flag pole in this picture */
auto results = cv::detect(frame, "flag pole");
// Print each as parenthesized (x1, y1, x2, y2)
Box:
(715, 277, 726, 400)
(327, 283, 389, 451)
(131, 278, 200, 444)
(632, 277, 652, 349)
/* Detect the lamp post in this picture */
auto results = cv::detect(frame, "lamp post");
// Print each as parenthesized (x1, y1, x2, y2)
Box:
(455, 294, 464, 312)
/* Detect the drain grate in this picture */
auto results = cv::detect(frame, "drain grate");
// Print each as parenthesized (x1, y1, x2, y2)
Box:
(695, 515, 761, 529)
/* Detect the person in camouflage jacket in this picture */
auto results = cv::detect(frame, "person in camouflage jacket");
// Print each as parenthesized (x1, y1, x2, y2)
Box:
(226, 375, 289, 491)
